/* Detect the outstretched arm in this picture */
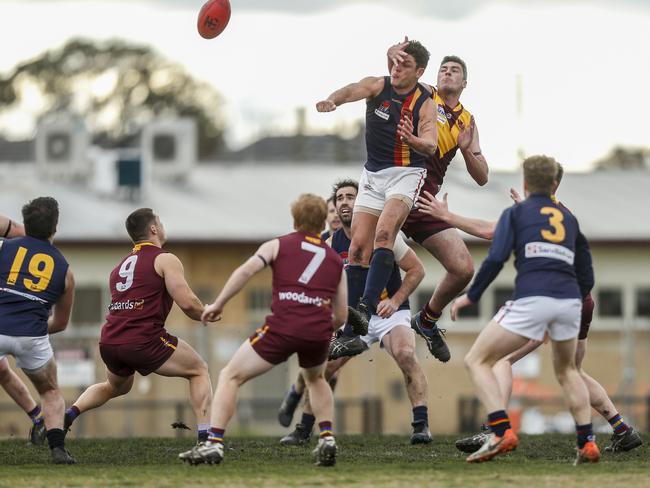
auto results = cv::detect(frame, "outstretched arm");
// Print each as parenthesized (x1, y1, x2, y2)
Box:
(202, 239, 279, 323)
(316, 76, 385, 112)
(457, 116, 488, 186)
(417, 191, 497, 240)
(155, 253, 205, 321)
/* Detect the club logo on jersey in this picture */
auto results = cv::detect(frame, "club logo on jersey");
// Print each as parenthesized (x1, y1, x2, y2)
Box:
(278, 291, 331, 309)
(437, 105, 448, 125)
(374, 101, 391, 121)
(525, 242, 574, 265)
(108, 299, 145, 311)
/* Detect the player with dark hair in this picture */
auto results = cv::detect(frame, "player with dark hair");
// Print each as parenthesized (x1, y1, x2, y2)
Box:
(0, 212, 48, 445)
(0, 198, 76, 463)
(179, 194, 347, 467)
(418, 164, 643, 454)
(387, 39, 489, 363)
(64, 208, 212, 443)
(449, 155, 599, 464)
(316, 40, 437, 339)
(280, 181, 431, 447)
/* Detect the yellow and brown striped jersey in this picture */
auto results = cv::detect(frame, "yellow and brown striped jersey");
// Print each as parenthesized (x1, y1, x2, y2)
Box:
(423, 86, 473, 192)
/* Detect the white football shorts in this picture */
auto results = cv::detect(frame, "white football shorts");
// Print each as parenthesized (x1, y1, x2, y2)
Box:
(361, 309, 413, 347)
(355, 166, 427, 214)
(0, 334, 54, 372)
(494, 296, 582, 342)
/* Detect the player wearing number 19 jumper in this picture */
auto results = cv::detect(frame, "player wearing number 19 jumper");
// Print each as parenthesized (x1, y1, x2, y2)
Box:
(179, 194, 347, 467)
(64, 208, 212, 443)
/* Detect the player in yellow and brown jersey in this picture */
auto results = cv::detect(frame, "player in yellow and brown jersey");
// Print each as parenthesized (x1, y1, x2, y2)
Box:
(387, 40, 489, 363)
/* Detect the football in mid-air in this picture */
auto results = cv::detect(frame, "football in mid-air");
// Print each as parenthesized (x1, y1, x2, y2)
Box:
(197, 0, 231, 39)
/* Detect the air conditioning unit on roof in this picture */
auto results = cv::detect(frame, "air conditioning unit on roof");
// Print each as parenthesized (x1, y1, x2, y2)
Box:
(141, 118, 197, 181)
(35, 112, 90, 179)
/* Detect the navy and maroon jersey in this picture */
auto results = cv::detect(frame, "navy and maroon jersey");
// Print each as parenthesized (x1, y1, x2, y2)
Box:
(330, 228, 409, 311)
(467, 194, 593, 303)
(265, 231, 344, 341)
(101, 243, 174, 345)
(0, 236, 69, 337)
(365, 77, 431, 172)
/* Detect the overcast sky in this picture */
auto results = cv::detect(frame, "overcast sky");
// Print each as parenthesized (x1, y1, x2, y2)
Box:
(1, 0, 649, 170)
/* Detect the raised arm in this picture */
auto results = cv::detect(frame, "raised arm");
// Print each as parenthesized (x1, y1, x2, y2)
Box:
(316, 76, 385, 112)
(417, 191, 496, 240)
(202, 239, 279, 324)
(457, 116, 488, 186)
(387, 37, 410, 72)
(0, 214, 25, 238)
(48, 268, 75, 334)
(155, 253, 205, 321)
(397, 96, 438, 156)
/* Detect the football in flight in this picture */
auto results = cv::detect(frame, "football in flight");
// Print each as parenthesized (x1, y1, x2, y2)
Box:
(197, 0, 231, 39)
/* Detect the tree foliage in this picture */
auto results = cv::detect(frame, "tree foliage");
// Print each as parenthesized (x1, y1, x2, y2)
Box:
(594, 146, 649, 171)
(0, 38, 224, 157)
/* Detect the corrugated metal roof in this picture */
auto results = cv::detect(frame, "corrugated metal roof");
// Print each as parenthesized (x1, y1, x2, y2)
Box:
(1, 160, 648, 243)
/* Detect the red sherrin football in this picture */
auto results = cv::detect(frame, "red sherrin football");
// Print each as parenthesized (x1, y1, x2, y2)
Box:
(197, 0, 231, 39)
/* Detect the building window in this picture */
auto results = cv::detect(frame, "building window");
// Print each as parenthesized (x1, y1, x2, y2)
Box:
(636, 288, 650, 318)
(598, 288, 623, 317)
(493, 287, 514, 314)
(247, 288, 272, 314)
(71, 286, 104, 326)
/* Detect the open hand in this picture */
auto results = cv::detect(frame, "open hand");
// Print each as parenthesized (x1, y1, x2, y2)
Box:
(388, 36, 409, 68)
(457, 115, 475, 151)
(376, 298, 398, 319)
(417, 191, 449, 220)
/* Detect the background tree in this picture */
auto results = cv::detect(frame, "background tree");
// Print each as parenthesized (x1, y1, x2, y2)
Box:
(0, 38, 225, 158)
(594, 146, 649, 170)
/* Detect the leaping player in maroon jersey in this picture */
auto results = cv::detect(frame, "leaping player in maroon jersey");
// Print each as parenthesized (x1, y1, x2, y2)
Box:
(64, 208, 213, 443)
(179, 194, 348, 467)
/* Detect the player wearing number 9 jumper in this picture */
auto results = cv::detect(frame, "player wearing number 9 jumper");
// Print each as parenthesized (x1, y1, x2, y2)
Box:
(64, 208, 213, 444)
(0, 197, 76, 464)
(179, 194, 347, 467)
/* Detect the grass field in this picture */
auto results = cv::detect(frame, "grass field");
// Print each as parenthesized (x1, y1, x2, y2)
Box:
(0, 434, 647, 487)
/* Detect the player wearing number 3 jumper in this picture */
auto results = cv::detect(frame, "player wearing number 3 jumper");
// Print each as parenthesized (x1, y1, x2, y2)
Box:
(64, 208, 213, 444)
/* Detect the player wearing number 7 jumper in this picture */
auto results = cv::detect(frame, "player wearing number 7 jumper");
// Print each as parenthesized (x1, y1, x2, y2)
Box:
(64, 208, 213, 443)
(179, 194, 347, 467)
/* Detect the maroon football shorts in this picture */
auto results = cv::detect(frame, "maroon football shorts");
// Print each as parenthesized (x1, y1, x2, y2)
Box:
(578, 293, 594, 340)
(249, 325, 329, 369)
(99, 331, 179, 377)
(402, 207, 453, 244)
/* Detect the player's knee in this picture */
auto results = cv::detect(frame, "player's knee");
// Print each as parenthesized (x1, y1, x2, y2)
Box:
(450, 258, 474, 284)
(463, 351, 478, 371)
(394, 346, 416, 370)
(374, 228, 393, 248)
